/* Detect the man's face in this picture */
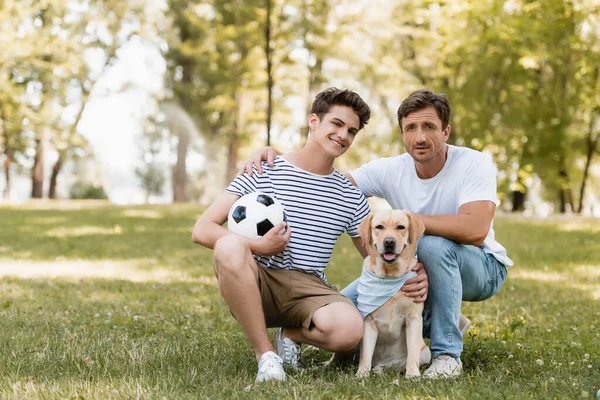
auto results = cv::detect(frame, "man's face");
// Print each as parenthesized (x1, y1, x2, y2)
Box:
(401, 107, 450, 163)
(309, 105, 360, 158)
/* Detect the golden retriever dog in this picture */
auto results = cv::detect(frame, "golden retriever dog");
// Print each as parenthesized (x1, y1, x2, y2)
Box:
(355, 210, 431, 378)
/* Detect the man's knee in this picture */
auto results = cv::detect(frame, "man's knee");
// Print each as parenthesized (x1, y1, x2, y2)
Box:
(213, 234, 251, 274)
(416, 235, 458, 271)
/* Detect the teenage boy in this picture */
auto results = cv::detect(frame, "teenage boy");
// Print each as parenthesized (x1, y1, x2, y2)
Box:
(192, 88, 372, 382)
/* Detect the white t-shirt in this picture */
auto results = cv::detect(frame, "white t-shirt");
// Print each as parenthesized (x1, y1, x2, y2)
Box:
(351, 145, 513, 267)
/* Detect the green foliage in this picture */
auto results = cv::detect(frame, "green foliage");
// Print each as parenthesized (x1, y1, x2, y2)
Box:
(69, 181, 108, 200)
(0, 204, 599, 398)
(1, 0, 599, 210)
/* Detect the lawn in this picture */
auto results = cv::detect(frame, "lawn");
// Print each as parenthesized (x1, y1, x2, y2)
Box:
(0, 201, 598, 399)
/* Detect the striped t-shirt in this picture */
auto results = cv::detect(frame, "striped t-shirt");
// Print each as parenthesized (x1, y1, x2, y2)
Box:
(226, 156, 371, 282)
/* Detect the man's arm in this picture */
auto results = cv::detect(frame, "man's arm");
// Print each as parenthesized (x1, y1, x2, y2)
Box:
(192, 192, 291, 256)
(416, 200, 495, 247)
(238, 147, 281, 176)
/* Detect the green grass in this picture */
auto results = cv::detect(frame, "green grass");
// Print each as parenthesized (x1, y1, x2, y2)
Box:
(0, 201, 598, 399)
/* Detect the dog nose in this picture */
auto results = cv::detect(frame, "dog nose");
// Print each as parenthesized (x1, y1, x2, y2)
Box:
(383, 237, 396, 248)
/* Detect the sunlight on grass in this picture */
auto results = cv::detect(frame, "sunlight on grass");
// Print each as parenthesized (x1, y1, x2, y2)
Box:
(2, 200, 111, 210)
(46, 225, 124, 238)
(26, 216, 69, 225)
(511, 265, 600, 299)
(121, 209, 163, 219)
(554, 220, 600, 233)
(0, 259, 217, 284)
(0, 282, 34, 300)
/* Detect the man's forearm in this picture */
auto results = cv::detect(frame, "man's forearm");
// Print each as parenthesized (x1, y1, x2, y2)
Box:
(417, 214, 489, 247)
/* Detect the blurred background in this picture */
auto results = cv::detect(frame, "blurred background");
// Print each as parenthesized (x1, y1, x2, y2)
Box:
(0, 0, 598, 215)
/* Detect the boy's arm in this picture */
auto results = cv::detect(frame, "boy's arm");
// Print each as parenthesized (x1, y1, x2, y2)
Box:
(351, 236, 368, 259)
(192, 192, 290, 256)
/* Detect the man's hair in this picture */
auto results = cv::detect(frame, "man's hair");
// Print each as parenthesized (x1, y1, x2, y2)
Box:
(311, 88, 371, 131)
(397, 89, 451, 131)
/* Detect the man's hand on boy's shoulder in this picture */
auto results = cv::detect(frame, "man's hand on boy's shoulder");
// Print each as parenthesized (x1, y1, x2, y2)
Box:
(238, 146, 278, 177)
(250, 222, 291, 256)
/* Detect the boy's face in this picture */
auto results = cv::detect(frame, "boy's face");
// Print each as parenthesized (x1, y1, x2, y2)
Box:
(401, 106, 450, 163)
(308, 105, 360, 158)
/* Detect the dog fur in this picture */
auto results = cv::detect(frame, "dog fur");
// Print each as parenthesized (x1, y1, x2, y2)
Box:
(355, 210, 431, 378)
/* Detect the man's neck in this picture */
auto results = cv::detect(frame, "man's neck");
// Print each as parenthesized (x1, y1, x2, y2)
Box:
(285, 147, 335, 175)
(414, 145, 449, 179)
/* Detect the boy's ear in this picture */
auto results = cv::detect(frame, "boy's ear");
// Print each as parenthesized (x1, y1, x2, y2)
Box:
(308, 113, 319, 131)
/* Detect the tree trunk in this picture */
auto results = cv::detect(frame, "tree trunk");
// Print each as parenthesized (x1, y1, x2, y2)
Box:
(265, 0, 273, 146)
(172, 127, 190, 202)
(511, 190, 526, 212)
(576, 115, 598, 214)
(171, 18, 193, 203)
(558, 168, 573, 214)
(226, 92, 242, 183)
(226, 133, 239, 184)
(3, 151, 11, 200)
(31, 129, 48, 199)
(303, 57, 323, 143)
(48, 155, 63, 199)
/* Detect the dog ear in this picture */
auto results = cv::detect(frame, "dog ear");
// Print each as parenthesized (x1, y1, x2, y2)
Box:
(406, 211, 425, 253)
(358, 213, 374, 250)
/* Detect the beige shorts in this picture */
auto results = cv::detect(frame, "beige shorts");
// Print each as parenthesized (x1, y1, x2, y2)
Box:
(257, 267, 354, 330)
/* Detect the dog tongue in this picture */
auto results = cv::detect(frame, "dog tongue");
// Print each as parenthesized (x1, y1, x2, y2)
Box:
(383, 252, 396, 261)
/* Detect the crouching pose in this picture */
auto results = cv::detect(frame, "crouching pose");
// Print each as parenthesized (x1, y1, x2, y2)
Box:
(192, 88, 372, 382)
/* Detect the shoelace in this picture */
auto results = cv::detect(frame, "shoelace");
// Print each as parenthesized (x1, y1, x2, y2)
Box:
(283, 340, 300, 362)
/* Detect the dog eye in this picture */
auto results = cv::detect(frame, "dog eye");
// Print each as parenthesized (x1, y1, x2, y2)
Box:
(375, 225, 384, 230)
(397, 225, 405, 230)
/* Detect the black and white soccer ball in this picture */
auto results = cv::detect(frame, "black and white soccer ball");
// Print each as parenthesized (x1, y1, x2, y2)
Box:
(227, 192, 285, 239)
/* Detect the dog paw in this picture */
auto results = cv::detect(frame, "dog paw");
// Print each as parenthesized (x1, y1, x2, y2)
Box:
(405, 370, 421, 380)
(356, 368, 370, 378)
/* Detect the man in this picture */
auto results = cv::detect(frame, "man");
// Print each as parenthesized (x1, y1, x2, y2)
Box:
(242, 89, 512, 378)
(192, 88, 372, 383)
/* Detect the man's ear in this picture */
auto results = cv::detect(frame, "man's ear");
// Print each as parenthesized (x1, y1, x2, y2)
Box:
(443, 124, 451, 142)
(358, 214, 374, 250)
(406, 211, 425, 254)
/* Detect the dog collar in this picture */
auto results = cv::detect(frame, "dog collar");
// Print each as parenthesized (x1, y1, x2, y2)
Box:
(356, 262, 417, 319)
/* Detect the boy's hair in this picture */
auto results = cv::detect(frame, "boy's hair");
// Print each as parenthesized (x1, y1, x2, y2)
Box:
(397, 89, 451, 132)
(310, 88, 371, 131)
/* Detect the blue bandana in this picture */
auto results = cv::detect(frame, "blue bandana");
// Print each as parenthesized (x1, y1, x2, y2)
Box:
(356, 260, 417, 319)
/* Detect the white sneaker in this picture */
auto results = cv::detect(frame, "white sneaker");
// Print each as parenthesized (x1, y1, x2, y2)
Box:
(255, 351, 286, 383)
(274, 328, 301, 369)
(423, 355, 462, 379)
(459, 314, 471, 337)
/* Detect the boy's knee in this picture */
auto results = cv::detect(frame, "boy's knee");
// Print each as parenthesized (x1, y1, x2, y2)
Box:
(319, 305, 363, 351)
(213, 234, 249, 271)
(339, 315, 364, 351)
